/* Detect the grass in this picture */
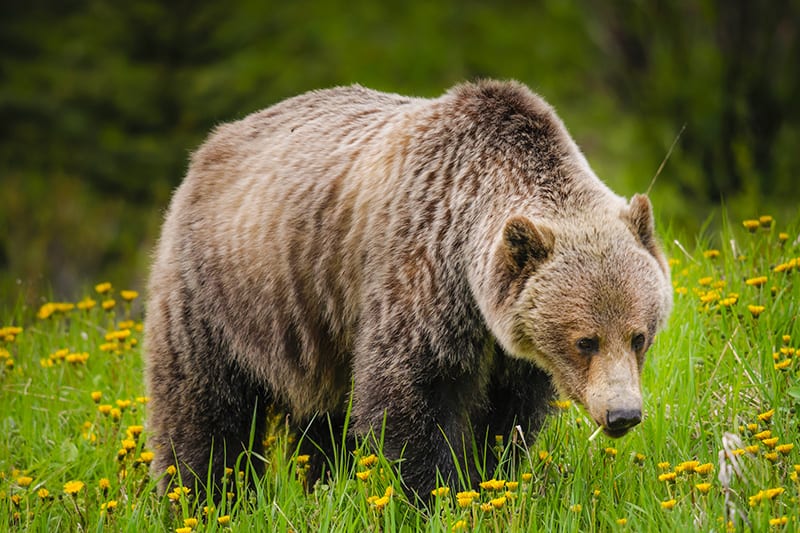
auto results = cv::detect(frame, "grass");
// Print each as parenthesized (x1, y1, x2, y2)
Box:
(1, 213, 799, 531)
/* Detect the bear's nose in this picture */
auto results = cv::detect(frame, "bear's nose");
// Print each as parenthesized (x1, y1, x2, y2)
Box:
(606, 408, 642, 432)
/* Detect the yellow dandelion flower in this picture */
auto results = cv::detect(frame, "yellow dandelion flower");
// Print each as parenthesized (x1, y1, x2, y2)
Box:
(490, 495, 506, 509)
(719, 297, 738, 307)
(358, 454, 378, 467)
(66, 352, 89, 364)
(746, 445, 759, 454)
(569, 503, 582, 512)
(480, 479, 506, 491)
(778, 232, 789, 242)
(743, 219, 760, 231)
(658, 472, 677, 482)
(505, 481, 519, 491)
(780, 347, 795, 355)
(696, 483, 712, 493)
(712, 280, 728, 289)
(605, 447, 618, 457)
(703, 249, 720, 259)
(136, 396, 150, 404)
(116, 399, 131, 410)
(759, 215, 773, 227)
(480, 502, 493, 512)
(660, 499, 677, 510)
(452, 519, 468, 531)
(754, 430, 772, 440)
(764, 452, 779, 463)
(679, 460, 699, 472)
(217, 514, 231, 525)
(37, 303, 57, 319)
(750, 488, 784, 506)
(356, 470, 370, 481)
(37, 488, 49, 499)
(657, 461, 671, 470)
(782, 335, 791, 344)
(138, 451, 154, 464)
(698, 276, 713, 286)
(700, 291, 720, 303)
(102, 500, 117, 512)
(616, 518, 628, 525)
(748, 305, 766, 317)
(776, 443, 794, 454)
(120, 290, 139, 301)
(183, 518, 198, 527)
(106, 329, 131, 341)
(76, 297, 96, 310)
(17, 476, 33, 487)
(102, 299, 116, 310)
(695, 463, 713, 475)
(99, 478, 110, 490)
(63, 480, 84, 495)
(762, 437, 779, 448)
(91, 391, 102, 403)
(372, 495, 390, 510)
(675, 287, 688, 295)
(551, 399, 572, 409)
(745, 276, 768, 287)
(431, 486, 450, 497)
(774, 359, 792, 371)
(166, 465, 177, 476)
(95, 282, 112, 294)
(538, 450, 550, 462)
(521, 473, 533, 482)
(758, 409, 775, 421)
(384, 486, 393, 497)
(765, 487, 784, 499)
(98, 404, 112, 415)
(175, 527, 192, 533)
(456, 498, 472, 508)
(769, 516, 788, 527)
(295, 454, 310, 465)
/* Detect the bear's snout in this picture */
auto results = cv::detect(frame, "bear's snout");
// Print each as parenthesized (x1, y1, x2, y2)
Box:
(604, 408, 642, 437)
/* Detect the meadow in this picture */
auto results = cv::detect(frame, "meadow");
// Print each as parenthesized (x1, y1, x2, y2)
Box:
(1, 214, 798, 532)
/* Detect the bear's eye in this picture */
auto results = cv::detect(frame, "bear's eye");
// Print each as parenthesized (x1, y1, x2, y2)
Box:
(576, 337, 600, 355)
(631, 333, 646, 352)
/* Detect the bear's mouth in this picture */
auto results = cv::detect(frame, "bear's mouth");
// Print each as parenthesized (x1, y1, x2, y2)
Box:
(602, 426, 632, 439)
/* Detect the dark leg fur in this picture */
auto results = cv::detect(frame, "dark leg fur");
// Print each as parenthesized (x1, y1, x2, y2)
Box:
(147, 302, 269, 501)
(483, 349, 556, 444)
(296, 413, 355, 489)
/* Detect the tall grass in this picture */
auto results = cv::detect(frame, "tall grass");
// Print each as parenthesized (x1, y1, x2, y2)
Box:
(1, 213, 798, 531)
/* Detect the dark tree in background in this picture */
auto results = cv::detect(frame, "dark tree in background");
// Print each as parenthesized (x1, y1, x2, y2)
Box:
(0, 0, 798, 306)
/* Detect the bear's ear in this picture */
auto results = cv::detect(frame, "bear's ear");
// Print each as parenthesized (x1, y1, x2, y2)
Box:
(626, 194, 667, 271)
(500, 216, 555, 275)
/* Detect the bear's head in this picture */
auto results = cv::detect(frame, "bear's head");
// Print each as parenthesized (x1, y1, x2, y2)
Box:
(488, 194, 672, 437)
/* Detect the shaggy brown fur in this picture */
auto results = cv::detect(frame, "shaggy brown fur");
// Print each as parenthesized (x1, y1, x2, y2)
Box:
(144, 80, 672, 497)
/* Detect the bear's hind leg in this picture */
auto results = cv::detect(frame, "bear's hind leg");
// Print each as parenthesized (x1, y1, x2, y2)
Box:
(146, 310, 269, 500)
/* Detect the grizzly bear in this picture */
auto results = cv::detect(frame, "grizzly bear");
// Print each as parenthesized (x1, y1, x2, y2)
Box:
(144, 80, 672, 497)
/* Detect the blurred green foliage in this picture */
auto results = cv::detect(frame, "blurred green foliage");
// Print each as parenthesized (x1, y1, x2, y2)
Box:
(1, 0, 798, 308)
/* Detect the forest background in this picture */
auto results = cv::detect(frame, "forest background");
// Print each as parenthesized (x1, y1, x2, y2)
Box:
(1, 0, 798, 308)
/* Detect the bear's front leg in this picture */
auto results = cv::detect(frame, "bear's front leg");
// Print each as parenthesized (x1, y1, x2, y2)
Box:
(483, 348, 556, 442)
(351, 339, 490, 497)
